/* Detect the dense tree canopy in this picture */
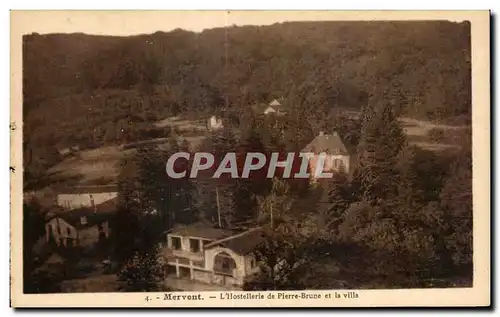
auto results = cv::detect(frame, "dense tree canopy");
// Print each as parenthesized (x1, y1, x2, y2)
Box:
(23, 21, 473, 290)
(23, 21, 470, 154)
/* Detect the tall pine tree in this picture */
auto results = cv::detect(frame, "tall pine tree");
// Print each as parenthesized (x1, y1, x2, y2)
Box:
(355, 100, 405, 203)
(326, 171, 352, 219)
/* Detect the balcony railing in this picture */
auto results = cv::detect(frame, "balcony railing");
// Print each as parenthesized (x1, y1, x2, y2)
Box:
(163, 247, 205, 262)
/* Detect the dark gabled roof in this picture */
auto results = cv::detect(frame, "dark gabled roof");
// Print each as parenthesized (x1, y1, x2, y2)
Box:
(46, 198, 117, 229)
(302, 132, 349, 155)
(169, 223, 234, 240)
(94, 197, 118, 214)
(43, 205, 66, 220)
(204, 227, 266, 255)
(54, 208, 114, 229)
(57, 185, 119, 195)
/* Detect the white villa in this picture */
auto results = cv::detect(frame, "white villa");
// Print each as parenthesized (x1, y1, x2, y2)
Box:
(162, 223, 264, 289)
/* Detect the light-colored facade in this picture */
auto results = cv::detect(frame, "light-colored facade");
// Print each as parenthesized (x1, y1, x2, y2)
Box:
(308, 152, 350, 176)
(207, 115, 224, 131)
(56, 185, 118, 210)
(163, 224, 262, 289)
(45, 214, 111, 249)
(45, 196, 116, 249)
(302, 131, 350, 182)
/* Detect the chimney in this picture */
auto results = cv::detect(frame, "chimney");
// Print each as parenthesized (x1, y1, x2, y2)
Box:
(319, 131, 324, 136)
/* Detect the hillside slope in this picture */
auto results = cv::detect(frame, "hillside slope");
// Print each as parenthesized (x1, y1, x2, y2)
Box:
(22, 21, 471, 179)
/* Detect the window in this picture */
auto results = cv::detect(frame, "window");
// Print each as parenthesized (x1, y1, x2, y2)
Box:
(67, 228, 71, 236)
(214, 252, 236, 275)
(334, 159, 343, 169)
(171, 236, 181, 250)
(189, 238, 200, 253)
(251, 258, 257, 268)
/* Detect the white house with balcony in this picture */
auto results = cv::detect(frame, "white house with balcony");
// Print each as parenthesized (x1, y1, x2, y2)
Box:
(162, 223, 264, 289)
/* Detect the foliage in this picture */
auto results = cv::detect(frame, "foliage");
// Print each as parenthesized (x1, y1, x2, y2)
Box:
(243, 221, 328, 291)
(439, 145, 472, 269)
(355, 102, 406, 202)
(22, 21, 473, 290)
(326, 171, 353, 219)
(256, 178, 292, 226)
(321, 91, 472, 287)
(113, 139, 194, 262)
(118, 247, 163, 292)
(23, 21, 470, 181)
(23, 200, 48, 293)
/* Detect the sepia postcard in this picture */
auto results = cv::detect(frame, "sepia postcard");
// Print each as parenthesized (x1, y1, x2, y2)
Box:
(10, 10, 490, 308)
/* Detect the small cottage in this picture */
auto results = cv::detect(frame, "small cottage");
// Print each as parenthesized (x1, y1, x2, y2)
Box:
(44, 198, 116, 249)
(252, 98, 287, 116)
(302, 131, 350, 182)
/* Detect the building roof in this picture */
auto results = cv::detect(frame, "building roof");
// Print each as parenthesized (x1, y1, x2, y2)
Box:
(251, 98, 287, 114)
(46, 197, 117, 229)
(94, 197, 118, 214)
(205, 227, 266, 255)
(302, 132, 349, 155)
(269, 99, 281, 106)
(57, 184, 119, 195)
(169, 222, 235, 240)
(54, 208, 114, 229)
(268, 98, 287, 111)
(252, 103, 272, 114)
(43, 205, 67, 220)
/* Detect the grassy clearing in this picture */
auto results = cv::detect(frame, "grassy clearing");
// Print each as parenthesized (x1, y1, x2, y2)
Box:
(45, 117, 207, 188)
(155, 116, 207, 130)
(344, 110, 467, 151)
(47, 145, 134, 186)
(400, 117, 467, 137)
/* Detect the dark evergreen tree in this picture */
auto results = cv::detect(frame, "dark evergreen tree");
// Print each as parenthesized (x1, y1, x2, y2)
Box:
(326, 171, 352, 219)
(395, 144, 426, 212)
(355, 101, 406, 203)
(439, 144, 472, 270)
(23, 199, 47, 293)
(118, 246, 163, 292)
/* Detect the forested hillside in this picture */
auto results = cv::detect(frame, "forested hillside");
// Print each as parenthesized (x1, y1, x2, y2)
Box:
(22, 20, 474, 291)
(22, 20, 471, 179)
